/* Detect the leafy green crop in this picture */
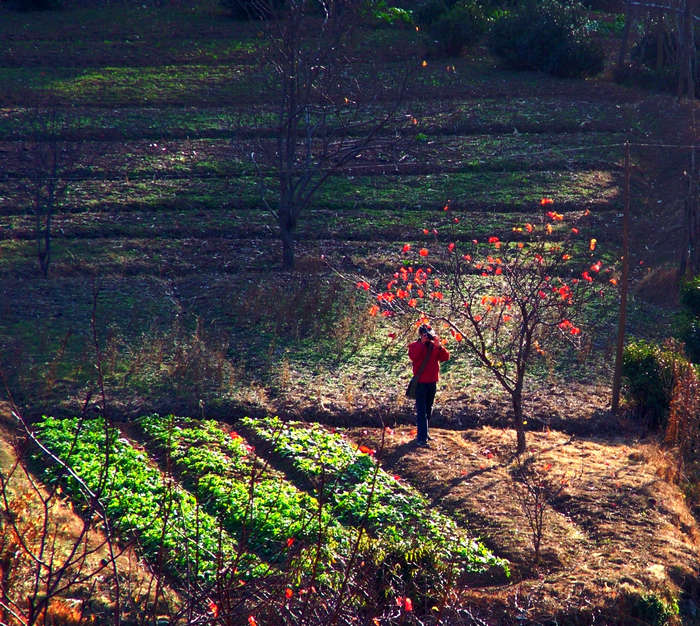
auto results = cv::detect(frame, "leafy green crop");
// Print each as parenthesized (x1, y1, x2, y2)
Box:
(33, 415, 269, 584)
(137, 415, 359, 585)
(241, 416, 509, 580)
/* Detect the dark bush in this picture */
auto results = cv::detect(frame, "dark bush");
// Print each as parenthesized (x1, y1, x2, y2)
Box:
(368, 1, 413, 25)
(488, 0, 605, 78)
(415, 0, 452, 26)
(427, 1, 487, 56)
(678, 277, 700, 363)
(681, 317, 700, 364)
(622, 340, 688, 429)
(680, 276, 700, 316)
(613, 63, 680, 95)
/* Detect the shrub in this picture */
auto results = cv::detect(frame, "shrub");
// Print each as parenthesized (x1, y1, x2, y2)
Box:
(427, 2, 487, 56)
(488, 0, 605, 78)
(680, 276, 700, 317)
(367, 0, 413, 25)
(679, 316, 700, 364)
(621, 340, 688, 429)
(678, 277, 700, 364)
(625, 591, 680, 626)
(415, 0, 452, 27)
(665, 359, 700, 467)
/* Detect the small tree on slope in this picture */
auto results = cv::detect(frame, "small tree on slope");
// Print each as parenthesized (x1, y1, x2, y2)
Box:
(249, 0, 417, 269)
(348, 200, 615, 453)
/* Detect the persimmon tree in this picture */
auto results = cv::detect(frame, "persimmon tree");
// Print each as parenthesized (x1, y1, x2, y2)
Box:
(248, 0, 416, 269)
(348, 200, 616, 453)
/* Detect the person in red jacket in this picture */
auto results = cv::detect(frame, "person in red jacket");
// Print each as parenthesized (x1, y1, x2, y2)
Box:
(408, 324, 450, 447)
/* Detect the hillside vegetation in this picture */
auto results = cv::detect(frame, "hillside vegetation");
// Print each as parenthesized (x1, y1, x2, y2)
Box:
(0, 0, 698, 624)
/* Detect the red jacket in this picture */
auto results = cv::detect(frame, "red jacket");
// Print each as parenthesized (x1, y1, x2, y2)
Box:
(408, 341, 450, 383)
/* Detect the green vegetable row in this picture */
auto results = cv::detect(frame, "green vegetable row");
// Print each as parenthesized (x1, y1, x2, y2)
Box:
(33, 415, 268, 584)
(240, 416, 509, 578)
(137, 414, 359, 584)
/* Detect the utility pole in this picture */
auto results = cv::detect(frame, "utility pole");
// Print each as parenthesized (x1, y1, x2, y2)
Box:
(612, 141, 632, 413)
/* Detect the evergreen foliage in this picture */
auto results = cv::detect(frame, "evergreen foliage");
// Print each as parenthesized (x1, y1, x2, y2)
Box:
(489, 0, 605, 78)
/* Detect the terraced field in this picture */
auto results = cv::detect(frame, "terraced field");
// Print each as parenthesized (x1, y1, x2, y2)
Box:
(32, 413, 508, 621)
(0, 1, 656, 411)
(1, 1, 697, 623)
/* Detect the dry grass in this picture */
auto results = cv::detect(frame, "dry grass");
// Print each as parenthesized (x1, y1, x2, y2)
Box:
(634, 266, 683, 308)
(350, 389, 700, 623)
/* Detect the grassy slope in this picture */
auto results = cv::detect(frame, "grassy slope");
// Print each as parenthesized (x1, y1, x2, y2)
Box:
(0, 1, 698, 622)
(351, 422, 700, 624)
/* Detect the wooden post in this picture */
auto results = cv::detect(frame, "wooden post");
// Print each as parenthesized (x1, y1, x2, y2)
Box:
(690, 141, 698, 275)
(655, 8, 665, 72)
(612, 141, 632, 413)
(678, 0, 688, 98)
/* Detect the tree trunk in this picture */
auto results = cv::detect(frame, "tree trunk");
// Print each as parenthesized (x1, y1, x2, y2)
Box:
(512, 386, 527, 454)
(678, 0, 688, 98)
(655, 14, 665, 72)
(279, 204, 296, 270)
(680, 142, 698, 277)
(689, 0, 697, 100)
(677, 0, 696, 99)
(281, 227, 295, 270)
(617, 0, 634, 74)
(0, 552, 10, 626)
(40, 215, 51, 278)
(612, 141, 631, 411)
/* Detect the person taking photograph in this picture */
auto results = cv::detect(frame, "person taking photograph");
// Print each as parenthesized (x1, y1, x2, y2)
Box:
(408, 324, 450, 447)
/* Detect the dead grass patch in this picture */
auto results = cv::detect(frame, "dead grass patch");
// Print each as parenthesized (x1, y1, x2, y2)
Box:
(349, 417, 699, 623)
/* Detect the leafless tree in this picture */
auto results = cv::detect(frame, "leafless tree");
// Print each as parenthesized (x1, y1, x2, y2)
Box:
(617, 0, 698, 99)
(9, 107, 87, 277)
(0, 288, 132, 625)
(248, 0, 417, 269)
(510, 455, 570, 568)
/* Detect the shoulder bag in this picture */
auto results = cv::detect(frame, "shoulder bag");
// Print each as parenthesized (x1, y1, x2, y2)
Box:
(406, 343, 433, 399)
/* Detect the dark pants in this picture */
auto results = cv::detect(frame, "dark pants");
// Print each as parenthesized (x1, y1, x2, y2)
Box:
(415, 382, 437, 442)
